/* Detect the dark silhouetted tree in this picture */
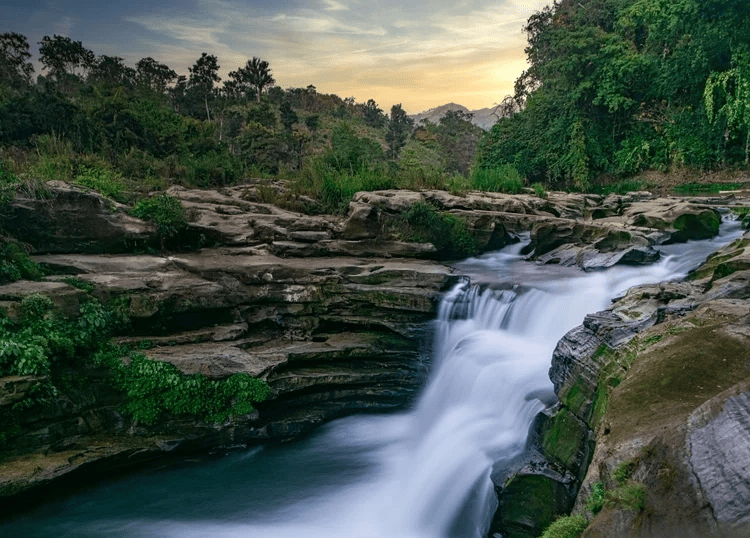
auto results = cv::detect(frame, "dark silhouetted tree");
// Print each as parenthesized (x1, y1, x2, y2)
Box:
(0, 32, 34, 88)
(38, 35, 95, 87)
(136, 57, 177, 94)
(188, 53, 220, 121)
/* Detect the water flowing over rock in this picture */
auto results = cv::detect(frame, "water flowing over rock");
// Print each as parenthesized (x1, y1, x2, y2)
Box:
(2, 181, 750, 536)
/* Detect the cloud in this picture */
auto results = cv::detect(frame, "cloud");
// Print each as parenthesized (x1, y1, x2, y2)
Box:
(3, 0, 552, 112)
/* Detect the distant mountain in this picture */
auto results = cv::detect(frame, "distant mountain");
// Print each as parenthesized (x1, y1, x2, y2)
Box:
(409, 103, 498, 130)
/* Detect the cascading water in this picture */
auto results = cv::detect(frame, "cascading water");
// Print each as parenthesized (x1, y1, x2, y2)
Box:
(1, 217, 744, 538)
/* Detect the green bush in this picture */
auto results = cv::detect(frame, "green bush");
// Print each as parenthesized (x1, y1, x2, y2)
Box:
(587, 481, 605, 514)
(472, 165, 525, 193)
(540, 515, 589, 538)
(0, 293, 270, 443)
(130, 193, 188, 239)
(75, 165, 128, 201)
(96, 351, 271, 425)
(0, 241, 45, 284)
(400, 201, 477, 258)
(532, 182, 548, 198)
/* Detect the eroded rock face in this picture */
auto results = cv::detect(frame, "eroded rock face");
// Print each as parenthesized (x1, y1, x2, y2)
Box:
(0, 252, 456, 501)
(499, 230, 750, 538)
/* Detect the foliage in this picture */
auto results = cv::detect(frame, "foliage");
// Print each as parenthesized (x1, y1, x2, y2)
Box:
(0, 158, 19, 205)
(0, 293, 270, 442)
(0, 240, 45, 284)
(532, 182, 548, 198)
(472, 165, 525, 193)
(605, 483, 647, 511)
(539, 515, 589, 538)
(399, 201, 477, 258)
(385, 104, 414, 160)
(91, 349, 270, 425)
(587, 481, 606, 514)
(0, 32, 34, 87)
(475, 0, 750, 187)
(61, 276, 96, 293)
(75, 165, 128, 201)
(130, 193, 188, 239)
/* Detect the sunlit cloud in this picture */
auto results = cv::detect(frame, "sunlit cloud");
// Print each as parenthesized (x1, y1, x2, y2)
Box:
(1, 0, 552, 112)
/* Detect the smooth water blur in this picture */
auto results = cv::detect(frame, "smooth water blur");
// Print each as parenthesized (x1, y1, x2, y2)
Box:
(2, 218, 743, 538)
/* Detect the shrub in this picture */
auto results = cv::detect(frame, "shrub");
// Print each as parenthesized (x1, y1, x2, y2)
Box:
(540, 515, 589, 538)
(130, 193, 188, 240)
(587, 481, 605, 514)
(472, 165, 525, 193)
(532, 182, 548, 198)
(75, 165, 128, 201)
(0, 241, 45, 284)
(400, 201, 477, 258)
(0, 159, 19, 205)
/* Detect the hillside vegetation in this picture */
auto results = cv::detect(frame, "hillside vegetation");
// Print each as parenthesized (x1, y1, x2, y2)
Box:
(475, 0, 750, 190)
(0, 33, 490, 218)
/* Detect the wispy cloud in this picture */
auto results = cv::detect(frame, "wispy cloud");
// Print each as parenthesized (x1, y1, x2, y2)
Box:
(2, 0, 552, 112)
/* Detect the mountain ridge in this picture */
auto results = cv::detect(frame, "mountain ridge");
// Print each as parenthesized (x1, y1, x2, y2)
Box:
(409, 102, 497, 130)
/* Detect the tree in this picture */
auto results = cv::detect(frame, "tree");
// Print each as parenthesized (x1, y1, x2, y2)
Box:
(136, 57, 177, 94)
(705, 50, 750, 164)
(385, 104, 413, 160)
(38, 35, 95, 85)
(89, 55, 136, 87)
(279, 100, 298, 132)
(363, 99, 386, 127)
(0, 32, 34, 88)
(188, 53, 220, 121)
(234, 57, 275, 103)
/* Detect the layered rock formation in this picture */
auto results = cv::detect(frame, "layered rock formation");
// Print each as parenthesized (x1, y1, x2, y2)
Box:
(1, 179, 748, 526)
(496, 231, 750, 537)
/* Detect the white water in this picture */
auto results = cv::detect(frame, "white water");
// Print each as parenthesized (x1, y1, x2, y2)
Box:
(2, 218, 744, 538)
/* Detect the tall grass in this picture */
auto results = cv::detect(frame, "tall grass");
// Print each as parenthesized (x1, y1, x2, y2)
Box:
(472, 165, 526, 193)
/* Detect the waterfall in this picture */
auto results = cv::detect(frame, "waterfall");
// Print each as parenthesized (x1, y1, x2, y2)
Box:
(2, 218, 744, 538)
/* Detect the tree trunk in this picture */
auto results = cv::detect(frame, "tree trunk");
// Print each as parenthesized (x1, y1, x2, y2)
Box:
(204, 96, 212, 122)
(256, 86, 261, 103)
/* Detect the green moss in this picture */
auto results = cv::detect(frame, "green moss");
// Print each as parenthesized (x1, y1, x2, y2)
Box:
(540, 515, 589, 538)
(559, 377, 590, 419)
(542, 409, 586, 470)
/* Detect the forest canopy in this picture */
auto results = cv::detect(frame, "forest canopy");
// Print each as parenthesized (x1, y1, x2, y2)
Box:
(475, 0, 750, 190)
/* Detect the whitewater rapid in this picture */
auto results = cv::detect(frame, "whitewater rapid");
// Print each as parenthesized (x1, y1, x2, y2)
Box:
(2, 217, 743, 538)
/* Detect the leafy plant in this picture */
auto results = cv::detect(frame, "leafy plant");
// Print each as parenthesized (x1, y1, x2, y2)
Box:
(74, 165, 128, 201)
(587, 481, 605, 514)
(399, 201, 477, 258)
(130, 193, 188, 241)
(532, 182, 548, 198)
(0, 240, 45, 283)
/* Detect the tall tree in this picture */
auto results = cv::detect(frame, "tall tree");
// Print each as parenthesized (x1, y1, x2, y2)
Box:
(363, 99, 386, 127)
(136, 57, 177, 94)
(244, 57, 275, 103)
(0, 32, 34, 88)
(385, 104, 413, 160)
(188, 53, 220, 121)
(38, 35, 95, 85)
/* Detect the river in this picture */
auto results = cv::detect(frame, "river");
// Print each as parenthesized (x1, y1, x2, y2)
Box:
(1, 217, 743, 538)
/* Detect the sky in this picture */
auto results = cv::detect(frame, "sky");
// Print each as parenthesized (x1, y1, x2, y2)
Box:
(1, 0, 552, 114)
